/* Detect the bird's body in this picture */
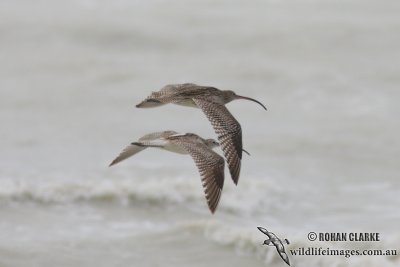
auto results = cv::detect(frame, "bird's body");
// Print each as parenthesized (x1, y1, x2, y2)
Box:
(136, 84, 232, 108)
(136, 83, 266, 185)
(109, 131, 224, 213)
(136, 131, 189, 154)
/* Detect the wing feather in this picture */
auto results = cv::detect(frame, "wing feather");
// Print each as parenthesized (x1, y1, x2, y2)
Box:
(109, 144, 146, 166)
(110, 131, 177, 166)
(193, 98, 242, 184)
(138, 131, 178, 141)
(171, 139, 224, 213)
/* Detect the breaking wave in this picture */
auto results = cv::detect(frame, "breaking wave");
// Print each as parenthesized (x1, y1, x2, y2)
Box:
(0, 174, 288, 215)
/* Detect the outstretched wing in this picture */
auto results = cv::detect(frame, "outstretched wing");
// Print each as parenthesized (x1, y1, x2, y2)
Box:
(193, 98, 242, 185)
(257, 227, 273, 239)
(138, 131, 178, 141)
(172, 139, 225, 213)
(109, 131, 177, 166)
(275, 244, 291, 266)
(109, 144, 146, 166)
(136, 84, 216, 108)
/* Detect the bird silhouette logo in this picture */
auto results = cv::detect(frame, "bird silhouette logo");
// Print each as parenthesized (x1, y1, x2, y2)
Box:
(257, 227, 291, 266)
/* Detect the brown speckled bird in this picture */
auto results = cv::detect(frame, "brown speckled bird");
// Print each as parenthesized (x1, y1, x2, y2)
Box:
(136, 83, 267, 185)
(109, 131, 224, 213)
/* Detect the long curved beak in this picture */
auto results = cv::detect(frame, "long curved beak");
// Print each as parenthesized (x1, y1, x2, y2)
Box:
(235, 95, 267, 110)
(242, 148, 251, 156)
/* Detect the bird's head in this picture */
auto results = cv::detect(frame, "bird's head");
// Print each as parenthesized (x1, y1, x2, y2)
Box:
(223, 90, 267, 110)
(205, 139, 220, 149)
(263, 239, 272, 245)
(205, 138, 250, 155)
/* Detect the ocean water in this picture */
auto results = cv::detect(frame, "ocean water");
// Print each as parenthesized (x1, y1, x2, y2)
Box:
(1, 0, 400, 266)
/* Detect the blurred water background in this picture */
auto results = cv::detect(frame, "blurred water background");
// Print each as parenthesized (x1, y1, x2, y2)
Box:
(0, 0, 399, 266)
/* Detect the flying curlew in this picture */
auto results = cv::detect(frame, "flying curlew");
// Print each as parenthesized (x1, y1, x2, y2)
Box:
(135, 83, 266, 185)
(109, 131, 224, 213)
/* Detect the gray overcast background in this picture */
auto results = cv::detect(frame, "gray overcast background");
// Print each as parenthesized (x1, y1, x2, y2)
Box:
(1, 0, 399, 266)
